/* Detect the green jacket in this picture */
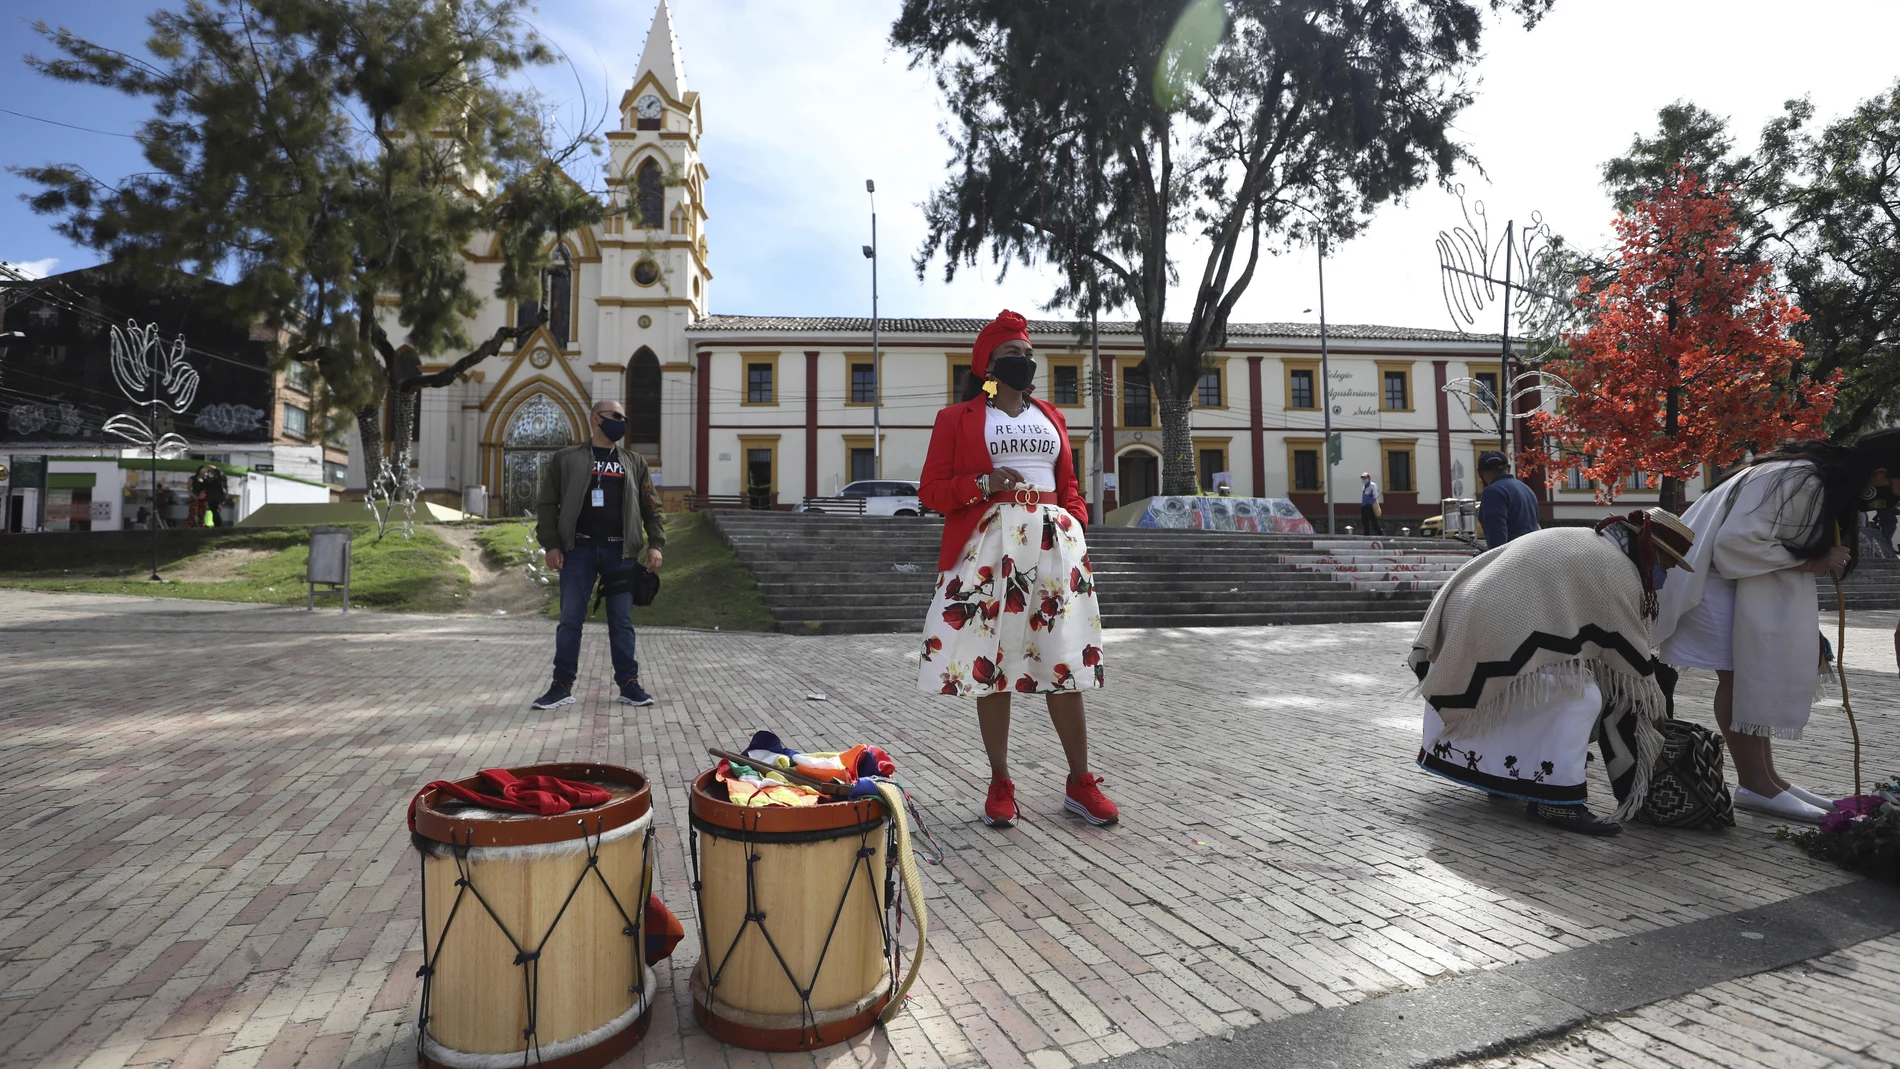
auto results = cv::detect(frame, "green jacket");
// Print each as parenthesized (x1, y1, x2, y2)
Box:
(535, 442, 667, 558)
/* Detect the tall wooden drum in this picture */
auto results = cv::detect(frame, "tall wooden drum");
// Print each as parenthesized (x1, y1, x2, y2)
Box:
(689, 770, 896, 1050)
(411, 763, 655, 1069)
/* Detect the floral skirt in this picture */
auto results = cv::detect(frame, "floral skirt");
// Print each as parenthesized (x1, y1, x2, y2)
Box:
(917, 502, 1105, 696)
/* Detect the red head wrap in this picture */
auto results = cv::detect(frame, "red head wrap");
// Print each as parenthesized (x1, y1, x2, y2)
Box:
(971, 310, 1031, 380)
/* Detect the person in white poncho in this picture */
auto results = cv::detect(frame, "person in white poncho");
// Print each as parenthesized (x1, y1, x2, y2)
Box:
(1410, 508, 1697, 836)
(1653, 430, 1900, 823)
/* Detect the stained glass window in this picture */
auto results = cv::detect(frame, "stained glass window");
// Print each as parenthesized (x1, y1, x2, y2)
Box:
(501, 393, 573, 516)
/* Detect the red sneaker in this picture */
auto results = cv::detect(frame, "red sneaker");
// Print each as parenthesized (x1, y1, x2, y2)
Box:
(1065, 773, 1119, 826)
(983, 778, 1019, 828)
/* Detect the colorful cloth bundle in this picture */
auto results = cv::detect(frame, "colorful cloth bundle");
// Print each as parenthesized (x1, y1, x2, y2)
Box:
(715, 731, 901, 807)
(715, 760, 823, 807)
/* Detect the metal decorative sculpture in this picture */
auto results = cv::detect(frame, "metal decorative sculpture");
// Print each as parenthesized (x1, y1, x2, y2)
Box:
(104, 320, 198, 580)
(522, 526, 556, 587)
(1436, 188, 1576, 462)
(103, 321, 197, 457)
(366, 456, 422, 542)
(1441, 369, 1577, 450)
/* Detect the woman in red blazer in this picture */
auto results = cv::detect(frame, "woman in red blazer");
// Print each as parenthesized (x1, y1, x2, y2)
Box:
(916, 311, 1117, 829)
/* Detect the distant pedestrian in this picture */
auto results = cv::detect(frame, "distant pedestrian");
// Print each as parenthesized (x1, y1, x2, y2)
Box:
(530, 399, 666, 711)
(916, 310, 1117, 829)
(1877, 504, 1896, 556)
(1359, 473, 1383, 535)
(190, 463, 228, 526)
(1477, 451, 1540, 547)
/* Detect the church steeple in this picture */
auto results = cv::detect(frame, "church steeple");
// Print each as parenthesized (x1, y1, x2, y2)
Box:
(636, 1, 687, 99)
(606, 0, 710, 318)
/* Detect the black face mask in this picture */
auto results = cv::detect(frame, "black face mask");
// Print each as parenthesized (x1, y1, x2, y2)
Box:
(598, 416, 627, 443)
(989, 355, 1037, 392)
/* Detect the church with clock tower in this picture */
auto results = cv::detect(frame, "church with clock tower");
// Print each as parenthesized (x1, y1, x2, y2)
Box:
(393, 1, 1636, 529)
(398, 0, 711, 518)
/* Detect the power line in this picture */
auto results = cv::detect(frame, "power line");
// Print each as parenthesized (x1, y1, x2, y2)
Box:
(0, 106, 144, 140)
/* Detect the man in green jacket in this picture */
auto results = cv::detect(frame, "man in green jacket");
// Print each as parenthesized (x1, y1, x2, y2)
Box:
(531, 399, 667, 709)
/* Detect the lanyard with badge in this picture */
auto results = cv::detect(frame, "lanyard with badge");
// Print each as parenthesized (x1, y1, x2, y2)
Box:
(591, 452, 608, 508)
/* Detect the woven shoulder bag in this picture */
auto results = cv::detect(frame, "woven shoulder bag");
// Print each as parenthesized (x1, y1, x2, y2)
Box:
(1638, 719, 1735, 829)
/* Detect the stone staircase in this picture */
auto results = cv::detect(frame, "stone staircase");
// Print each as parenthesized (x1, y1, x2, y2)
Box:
(1822, 558, 1900, 611)
(1277, 541, 1474, 594)
(707, 511, 1476, 634)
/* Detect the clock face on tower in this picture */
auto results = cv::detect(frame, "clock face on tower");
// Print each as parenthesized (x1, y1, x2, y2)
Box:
(636, 94, 663, 120)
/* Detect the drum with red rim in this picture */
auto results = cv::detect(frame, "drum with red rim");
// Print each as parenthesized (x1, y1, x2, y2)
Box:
(410, 763, 654, 1069)
(688, 769, 897, 1051)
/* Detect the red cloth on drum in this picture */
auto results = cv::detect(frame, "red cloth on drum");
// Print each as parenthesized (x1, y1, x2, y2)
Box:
(406, 768, 613, 829)
(646, 895, 685, 964)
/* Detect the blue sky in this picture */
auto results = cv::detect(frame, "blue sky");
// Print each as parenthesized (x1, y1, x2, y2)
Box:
(5, 0, 1899, 331)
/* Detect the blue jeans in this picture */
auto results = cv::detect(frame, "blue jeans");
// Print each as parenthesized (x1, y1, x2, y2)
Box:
(552, 541, 640, 686)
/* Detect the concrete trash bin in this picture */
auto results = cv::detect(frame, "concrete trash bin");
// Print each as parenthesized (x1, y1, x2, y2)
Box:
(308, 525, 353, 611)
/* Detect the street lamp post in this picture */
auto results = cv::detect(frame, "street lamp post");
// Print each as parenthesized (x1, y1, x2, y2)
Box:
(862, 180, 881, 480)
(148, 365, 161, 580)
(1316, 232, 1336, 536)
(1088, 288, 1103, 524)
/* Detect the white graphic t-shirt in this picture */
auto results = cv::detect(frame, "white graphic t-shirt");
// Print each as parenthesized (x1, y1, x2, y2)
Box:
(985, 403, 1062, 491)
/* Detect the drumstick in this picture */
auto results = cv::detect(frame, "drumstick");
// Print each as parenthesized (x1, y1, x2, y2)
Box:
(706, 747, 851, 797)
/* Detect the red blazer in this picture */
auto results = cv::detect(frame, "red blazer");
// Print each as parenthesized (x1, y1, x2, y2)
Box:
(919, 395, 1089, 573)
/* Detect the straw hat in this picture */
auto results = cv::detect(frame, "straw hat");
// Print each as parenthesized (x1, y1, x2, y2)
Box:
(1614, 507, 1696, 571)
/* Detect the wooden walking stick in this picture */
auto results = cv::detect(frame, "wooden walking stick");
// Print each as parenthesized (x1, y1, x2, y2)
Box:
(1832, 524, 1863, 797)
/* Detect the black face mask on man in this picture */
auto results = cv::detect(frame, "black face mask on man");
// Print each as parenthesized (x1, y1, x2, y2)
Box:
(988, 355, 1037, 392)
(598, 415, 627, 443)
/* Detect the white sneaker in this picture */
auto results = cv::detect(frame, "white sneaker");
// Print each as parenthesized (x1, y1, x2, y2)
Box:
(1733, 787, 1828, 824)
(1782, 784, 1838, 811)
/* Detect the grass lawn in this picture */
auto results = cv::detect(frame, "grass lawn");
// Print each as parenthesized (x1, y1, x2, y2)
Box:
(0, 524, 307, 574)
(475, 521, 543, 571)
(0, 524, 469, 612)
(482, 512, 776, 632)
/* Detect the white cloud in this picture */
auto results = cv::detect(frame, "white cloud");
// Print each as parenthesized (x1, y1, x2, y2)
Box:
(2, 258, 59, 280)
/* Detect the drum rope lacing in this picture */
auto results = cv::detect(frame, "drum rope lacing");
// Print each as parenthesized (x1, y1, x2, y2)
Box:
(690, 804, 894, 1048)
(414, 819, 654, 1068)
(689, 783, 932, 1046)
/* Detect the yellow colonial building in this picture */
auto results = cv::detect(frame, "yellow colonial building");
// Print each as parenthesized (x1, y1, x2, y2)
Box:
(384, 2, 1697, 528)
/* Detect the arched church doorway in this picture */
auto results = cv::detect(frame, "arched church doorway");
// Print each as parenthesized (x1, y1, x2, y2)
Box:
(501, 392, 575, 517)
(625, 347, 661, 463)
(1117, 448, 1160, 506)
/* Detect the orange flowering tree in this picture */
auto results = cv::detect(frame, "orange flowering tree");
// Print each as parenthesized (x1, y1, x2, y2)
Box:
(1529, 169, 1836, 510)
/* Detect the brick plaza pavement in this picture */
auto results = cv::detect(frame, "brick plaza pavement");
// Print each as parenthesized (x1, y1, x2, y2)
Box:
(1, 589, 1896, 1069)
(1457, 931, 1900, 1068)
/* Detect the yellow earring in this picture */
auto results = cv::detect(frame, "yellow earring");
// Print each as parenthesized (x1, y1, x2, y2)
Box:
(982, 378, 999, 398)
